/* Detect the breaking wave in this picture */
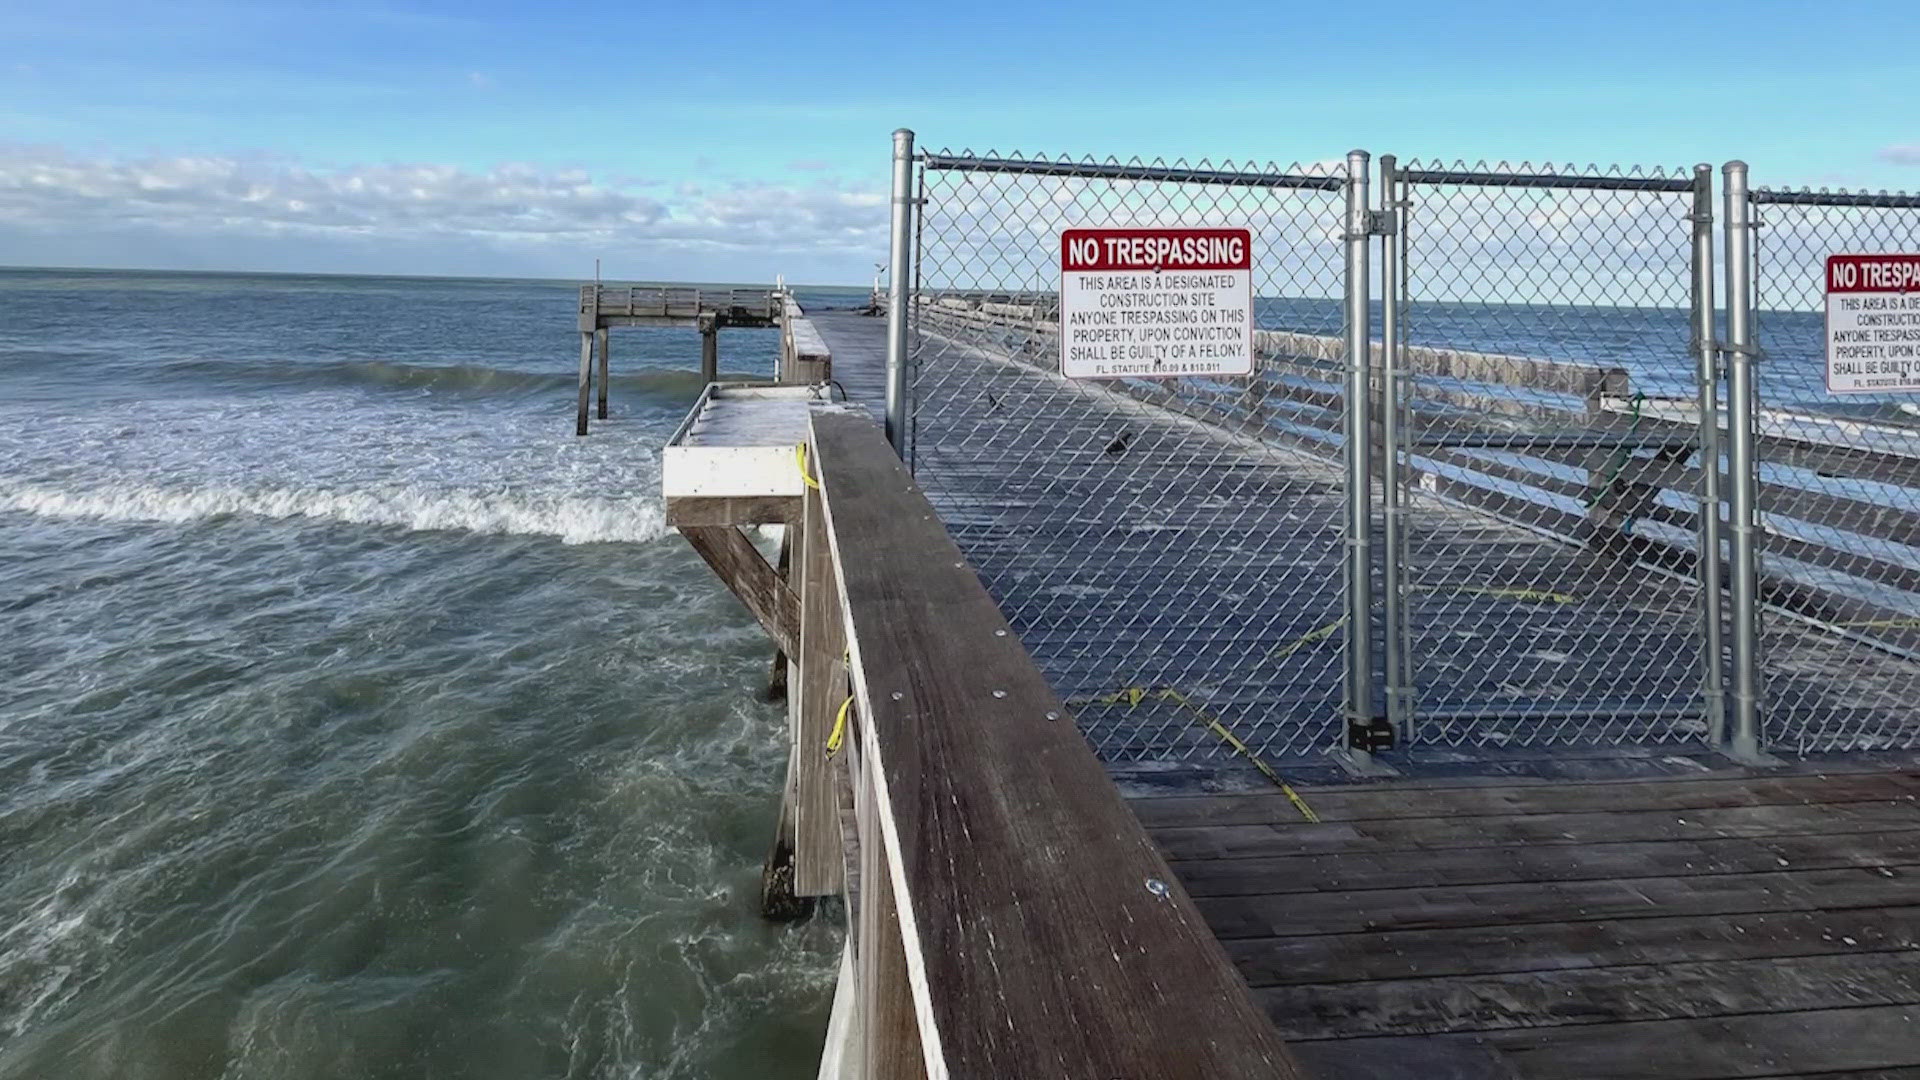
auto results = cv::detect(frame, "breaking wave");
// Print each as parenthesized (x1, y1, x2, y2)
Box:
(155, 358, 723, 402)
(0, 481, 668, 545)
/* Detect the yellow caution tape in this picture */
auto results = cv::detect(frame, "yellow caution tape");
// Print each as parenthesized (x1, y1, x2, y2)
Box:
(795, 443, 821, 491)
(1071, 685, 1318, 823)
(825, 695, 852, 755)
(1437, 585, 1579, 605)
(1839, 618, 1920, 630)
(1271, 616, 1347, 661)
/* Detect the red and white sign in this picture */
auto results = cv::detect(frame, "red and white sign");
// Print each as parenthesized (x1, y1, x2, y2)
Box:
(1059, 228, 1254, 379)
(1826, 254, 1920, 394)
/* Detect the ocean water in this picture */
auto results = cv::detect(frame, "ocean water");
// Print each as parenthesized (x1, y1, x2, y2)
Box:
(0, 268, 866, 1079)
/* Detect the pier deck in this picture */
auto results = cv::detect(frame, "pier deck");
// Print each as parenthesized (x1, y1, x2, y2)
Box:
(1135, 766, 1920, 1079)
(791, 307, 1920, 1076)
(651, 301, 1920, 1078)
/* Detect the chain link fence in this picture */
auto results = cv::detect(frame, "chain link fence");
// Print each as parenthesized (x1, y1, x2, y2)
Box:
(908, 152, 1357, 763)
(1749, 186, 1920, 751)
(1385, 162, 1718, 748)
(889, 135, 1920, 764)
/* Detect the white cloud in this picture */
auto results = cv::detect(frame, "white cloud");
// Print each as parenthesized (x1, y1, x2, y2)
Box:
(1881, 144, 1920, 166)
(0, 145, 887, 279)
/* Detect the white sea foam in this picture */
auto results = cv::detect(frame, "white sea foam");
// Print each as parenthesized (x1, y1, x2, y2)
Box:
(0, 482, 668, 545)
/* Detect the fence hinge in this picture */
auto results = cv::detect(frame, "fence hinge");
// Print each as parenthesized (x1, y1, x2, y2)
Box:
(1363, 209, 1398, 236)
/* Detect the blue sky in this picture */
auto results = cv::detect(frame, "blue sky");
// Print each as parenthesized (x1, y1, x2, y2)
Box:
(2, 0, 1916, 283)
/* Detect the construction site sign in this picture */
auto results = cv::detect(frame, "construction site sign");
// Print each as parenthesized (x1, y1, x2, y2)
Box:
(1826, 253, 1920, 393)
(1060, 228, 1255, 379)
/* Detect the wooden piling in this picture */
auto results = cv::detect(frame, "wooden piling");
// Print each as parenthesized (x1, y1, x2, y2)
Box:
(759, 737, 815, 922)
(596, 327, 610, 420)
(699, 312, 719, 385)
(765, 525, 794, 702)
(792, 484, 846, 897)
(575, 331, 593, 436)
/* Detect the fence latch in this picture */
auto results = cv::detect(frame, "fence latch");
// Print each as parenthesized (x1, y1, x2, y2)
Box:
(1362, 210, 1398, 236)
(1347, 713, 1395, 752)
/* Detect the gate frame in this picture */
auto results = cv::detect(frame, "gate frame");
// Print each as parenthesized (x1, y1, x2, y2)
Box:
(1376, 160, 1725, 753)
(886, 135, 1384, 761)
(1737, 173, 1920, 756)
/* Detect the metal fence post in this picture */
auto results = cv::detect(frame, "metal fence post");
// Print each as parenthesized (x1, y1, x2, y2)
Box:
(1721, 161, 1763, 759)
(1342, 149, 1376, 756)
(1691, 164, 1727, 743)
(885, 129, 917, 455)
(1378, 154, 1410, 743)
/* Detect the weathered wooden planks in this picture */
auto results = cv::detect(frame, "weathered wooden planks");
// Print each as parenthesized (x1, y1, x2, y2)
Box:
(1262, 951, 1920, 1040)
(1293, 1005, 1920, 1080)
(1224, 903, 1920, 987)
(810, 410, 1303, 1077)
(1141, 772, 1920, 1078)
(665, 495, 800, 527)
(1131, 771, 1920, 829)
(792, 485, 846, 897)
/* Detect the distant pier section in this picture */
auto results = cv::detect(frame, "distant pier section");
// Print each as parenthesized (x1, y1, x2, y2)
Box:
(575, 284, 824, 435)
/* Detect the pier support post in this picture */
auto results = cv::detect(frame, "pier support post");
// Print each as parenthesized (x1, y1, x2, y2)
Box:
(765, 525, 793, 702)
(760, 739, 814, 921)
(884, 128, 917, 455)
(576, 330, 593, 436)
(699, 312, 719, 385)
(1721, 162, 1767, 762)
(1339, 149, 1380, 768)
(1691, 163, 1728, 744)
(792, 485, 846, 897)
(1378, 154, 1412, 745)
(596, 327, 610, 420)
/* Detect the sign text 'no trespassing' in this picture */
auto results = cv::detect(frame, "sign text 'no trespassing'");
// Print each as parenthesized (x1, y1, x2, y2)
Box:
(1059, 228, 1254, 380)
(1826, 253, 1920, 394)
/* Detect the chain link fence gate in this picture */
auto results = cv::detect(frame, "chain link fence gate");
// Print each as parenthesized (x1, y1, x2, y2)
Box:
(904, 149, 1368, 764)
(1380, 162, 1721, 749)
(1742, 176, 1920, 752)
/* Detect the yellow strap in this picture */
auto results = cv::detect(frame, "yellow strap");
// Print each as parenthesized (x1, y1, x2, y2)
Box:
(1438, 584, 1578, 605)
(1271, 616, 1347, 661)
(1070, 685, 1319, 823)
(795, 443, 821, 491)
(825, 695, 852, 755)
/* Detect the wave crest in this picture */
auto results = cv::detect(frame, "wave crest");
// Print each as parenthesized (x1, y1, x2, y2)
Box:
(149, 357, 724, 402)
(0, 482, 667, 545)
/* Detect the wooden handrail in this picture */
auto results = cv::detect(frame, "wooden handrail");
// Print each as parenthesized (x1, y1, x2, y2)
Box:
(801, 409, 1302, 1078)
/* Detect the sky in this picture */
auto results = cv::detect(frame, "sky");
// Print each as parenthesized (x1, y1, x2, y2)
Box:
(1, 0, 1916, 285)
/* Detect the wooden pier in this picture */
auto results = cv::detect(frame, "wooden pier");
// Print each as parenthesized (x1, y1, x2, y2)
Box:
(650, 296, 1920, 1077)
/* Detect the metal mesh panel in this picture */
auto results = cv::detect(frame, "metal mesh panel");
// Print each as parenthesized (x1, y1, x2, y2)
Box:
(1749, 189, 1920, 751)
(909, 151, 1352, 762)
(1389, 163, 1713, 747)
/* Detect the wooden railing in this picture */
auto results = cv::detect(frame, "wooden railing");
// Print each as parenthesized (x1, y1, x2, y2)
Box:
(792, 410, 1301, 1078)
(577, 284, 780, 325)
(778, 291, 831, 384)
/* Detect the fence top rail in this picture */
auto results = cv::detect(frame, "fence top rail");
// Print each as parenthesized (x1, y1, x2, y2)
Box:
(918, 151, 1345, 192)
(1396, 166, 1695, 193)
(1751, 188, 1920, 209)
